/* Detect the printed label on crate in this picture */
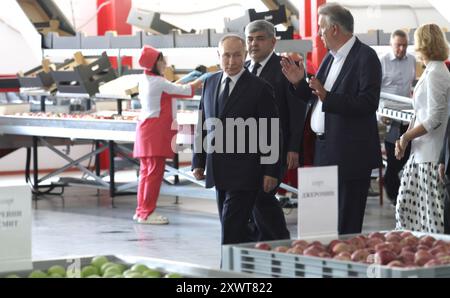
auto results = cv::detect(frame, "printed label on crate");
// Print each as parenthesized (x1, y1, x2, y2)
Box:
(0, 186, 32, 273)
(298, 166, 338, 238)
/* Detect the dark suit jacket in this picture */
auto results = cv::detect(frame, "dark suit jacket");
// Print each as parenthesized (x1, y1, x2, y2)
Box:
(293, 38, 383, 179)
(245, 53, 308, 166)
(439, 116, 450, 175)
(192, 69, 281, 190)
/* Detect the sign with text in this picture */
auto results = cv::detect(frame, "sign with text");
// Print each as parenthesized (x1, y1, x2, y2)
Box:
(298, 166, 338, 238)
(0, 186, 32, 274)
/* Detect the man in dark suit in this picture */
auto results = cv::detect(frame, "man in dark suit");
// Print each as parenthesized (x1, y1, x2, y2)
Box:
(244, 20, 307, 241)
(192, 34, 281, 245)
(438, 116, 450, 234)
(281, 3, 382, 234)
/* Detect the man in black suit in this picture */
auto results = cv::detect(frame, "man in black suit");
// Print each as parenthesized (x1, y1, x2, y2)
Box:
(244, 20, 307, 241)
(192, 34, 281, 245)
(281, 3, 382, 234)
(438, 116, 450, 234)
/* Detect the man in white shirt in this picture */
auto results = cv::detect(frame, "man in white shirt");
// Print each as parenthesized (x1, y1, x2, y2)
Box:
(281, 3, 382, 234)
(379, 30, 416, 205)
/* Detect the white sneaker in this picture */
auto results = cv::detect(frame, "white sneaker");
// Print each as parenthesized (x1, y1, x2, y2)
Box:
(137, 213, 169, 225)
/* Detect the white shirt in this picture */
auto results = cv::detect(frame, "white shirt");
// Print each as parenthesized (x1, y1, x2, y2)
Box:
(380, 52, 416, 97)
(249, 52, 273, 76)
(311, 36, 356, 134)
(138, 74, 192, 121)
(219, 68, 245, 95)
(411, 61, 450, 163)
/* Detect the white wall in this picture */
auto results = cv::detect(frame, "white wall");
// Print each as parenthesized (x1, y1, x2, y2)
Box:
(0, 0, 41, 74)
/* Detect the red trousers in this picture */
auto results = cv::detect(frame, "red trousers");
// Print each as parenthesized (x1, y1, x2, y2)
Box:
(136, 156, 166, 219)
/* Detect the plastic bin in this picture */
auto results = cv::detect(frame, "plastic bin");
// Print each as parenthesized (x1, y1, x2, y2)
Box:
(222, 232, 450, 278)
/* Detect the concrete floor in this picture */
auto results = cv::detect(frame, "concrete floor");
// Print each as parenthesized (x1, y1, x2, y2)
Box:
(2, 173, 395, 269)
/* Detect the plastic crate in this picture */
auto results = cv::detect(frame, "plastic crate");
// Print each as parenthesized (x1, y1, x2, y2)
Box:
(110, 32, 142, 49)
(143, 32, 175, 48)
(0, 255, 253, 278)
(222, 233, 450, 278)
(51, 52, 117, 96)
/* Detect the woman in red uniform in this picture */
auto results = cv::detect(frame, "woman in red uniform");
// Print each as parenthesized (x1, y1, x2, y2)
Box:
(134, 45, 203, 224)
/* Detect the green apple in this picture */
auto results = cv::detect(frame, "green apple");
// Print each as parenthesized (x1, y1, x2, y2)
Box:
(87, 275, 101, 278)
(130, 263, 149, 273)
(47, 265, 66, 277)
(49, 273, 64, 278)
(100, 262, 126, 275)
(81, 265, 99, 278)
(91, 256, 109, 269)
(124, 272, 143, 278)
(28, 270, 48, 278)
(102, 266, 122, 277)
(142, 269, 161, 278)
(164, 272, 183, 278)
(5, 274, 20, 278)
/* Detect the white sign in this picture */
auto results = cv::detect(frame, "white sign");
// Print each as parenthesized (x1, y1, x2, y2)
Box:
(298, 166, 338, 238)
(0, 186, 32, 274)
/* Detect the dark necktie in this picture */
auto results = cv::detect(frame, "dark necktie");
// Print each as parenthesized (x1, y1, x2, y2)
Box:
(217, 77, 231, 116)
(251, 62, 261, 75)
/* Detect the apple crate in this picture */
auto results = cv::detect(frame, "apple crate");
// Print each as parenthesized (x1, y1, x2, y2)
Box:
(222, 233, 450, 278)
(51, 52, 117, 96)
(0, 255, 253, 278)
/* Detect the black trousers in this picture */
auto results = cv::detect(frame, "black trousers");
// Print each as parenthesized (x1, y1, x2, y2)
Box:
(314, 138, 371, 235)
(384, 140, 411, 203)
(250, 183, 290, 242)
(443, 177, 450, 234)
(216, 189, 258, 245)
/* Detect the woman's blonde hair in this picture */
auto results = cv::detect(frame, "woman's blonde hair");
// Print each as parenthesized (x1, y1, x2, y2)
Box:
(414, 23, 449, 61)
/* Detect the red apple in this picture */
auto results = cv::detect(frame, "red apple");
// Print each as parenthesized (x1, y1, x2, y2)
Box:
(307, 241, 325, 251)
(303, 246, 321, 257)
(273, 246, 289, 253)
(255, 242, 271, 250)
(375, 242, 394, 252)
(432, 240, 448, 248)
(387, 241, 402, 255)
(334, 252, 351, 261)
(419, 236, 436, 248)
(400, 231, 414, 238)
(399, 251, 415, 264)
(387, 260, 405, 267)
(366, 237, 384, 248)
(327, 240, 344, 251)
(291, 240, 309, 249)
(417, 244, 430, 251)
(348, 237, 366, 250)
(429, 245, 447, 256)
(318, 251, 332, 258)
(386, 234, 402, 243)
(401, 246, 416, 254)
(332, 242, 353, 255)
(424, 259, 442, 267)
(368, 232, 386, 241)
(415, 250, 434, 266)
(375, 250, 397, 265)
(437, 255, 450, 264)
(351, 249, 370, 262)
(400, 236, 419, 247)
(286, 246, 304, 255)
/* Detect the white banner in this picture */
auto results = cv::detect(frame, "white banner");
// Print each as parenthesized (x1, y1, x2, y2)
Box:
(0, 186, 32, 274)
(298, 166, 338, 239)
